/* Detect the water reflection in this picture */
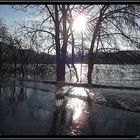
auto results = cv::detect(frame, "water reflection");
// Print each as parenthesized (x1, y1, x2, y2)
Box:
(49, 85, 91, 135)
(1, 78, 140, 135)
(10, 87, 27, 103)
(0, 83, 56, 135)
(67, 98, 85, 122)
(0, 86, 27, 104)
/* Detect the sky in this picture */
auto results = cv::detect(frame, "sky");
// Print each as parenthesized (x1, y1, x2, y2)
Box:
(0, 5, 30, 33)
(0, 5, 140, 52)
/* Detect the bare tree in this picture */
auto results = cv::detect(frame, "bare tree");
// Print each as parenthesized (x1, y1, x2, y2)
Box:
(12, 5, 79, 82)
(87, 5, 140, 83)
(0, 19, 17, 77)
(12, 4, 140, 84)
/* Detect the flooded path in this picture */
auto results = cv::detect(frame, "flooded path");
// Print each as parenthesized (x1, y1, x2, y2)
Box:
(0, 79, 140, 136)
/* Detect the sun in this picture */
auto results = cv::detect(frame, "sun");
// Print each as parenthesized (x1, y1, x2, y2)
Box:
(73, 14, 87, 32)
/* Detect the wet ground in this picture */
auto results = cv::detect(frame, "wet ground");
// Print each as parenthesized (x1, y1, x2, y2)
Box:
(0, 79, 140, 136)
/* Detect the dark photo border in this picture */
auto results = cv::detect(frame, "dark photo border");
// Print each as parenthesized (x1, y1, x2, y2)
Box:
(0, 0, 140, 139)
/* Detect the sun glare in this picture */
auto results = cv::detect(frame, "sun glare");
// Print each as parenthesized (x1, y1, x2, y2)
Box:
(73, 14, 87, 32)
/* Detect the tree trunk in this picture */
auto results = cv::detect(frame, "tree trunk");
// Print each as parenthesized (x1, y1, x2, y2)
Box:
(80, 32, 84, 82)
(60, 5, 68, 82)
(87, 50, 94, 84)
(87, 6, 108, 83)
(55, 5, 61, 82)
(70, 20, 79, 82)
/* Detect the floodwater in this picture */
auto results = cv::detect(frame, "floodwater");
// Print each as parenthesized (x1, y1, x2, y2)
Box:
(0, 64, 140, 136)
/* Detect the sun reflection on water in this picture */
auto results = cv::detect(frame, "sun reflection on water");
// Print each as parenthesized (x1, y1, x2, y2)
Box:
(66, 98, 86, 122)
(73, 107, 82, 121)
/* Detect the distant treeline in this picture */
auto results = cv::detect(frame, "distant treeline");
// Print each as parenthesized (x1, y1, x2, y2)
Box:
(1, 42, 140, 65)
(0, 42, 56, 64)
(89, 51, 140, 64)
(67, 51, 140, 64)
